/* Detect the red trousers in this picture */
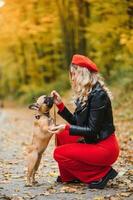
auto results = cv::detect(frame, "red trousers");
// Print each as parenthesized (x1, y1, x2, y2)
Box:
(53, 130, 120, 183)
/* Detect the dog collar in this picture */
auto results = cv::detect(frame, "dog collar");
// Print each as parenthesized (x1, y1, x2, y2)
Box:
(43, 112, 50, 118)
(35, 112, 50, 120)
(35, 115, 41, 120)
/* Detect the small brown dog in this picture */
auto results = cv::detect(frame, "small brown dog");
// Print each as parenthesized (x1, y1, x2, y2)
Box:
(26, 95, 55, 186)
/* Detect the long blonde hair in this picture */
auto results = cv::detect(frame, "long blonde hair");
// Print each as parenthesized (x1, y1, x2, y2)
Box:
(69, 64, 112, 106)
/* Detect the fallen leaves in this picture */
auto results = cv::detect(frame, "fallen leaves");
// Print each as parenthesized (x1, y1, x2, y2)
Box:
(49, 171, 58, 178)
(120, 192, 132, 197)
(0, 195, 24, 200)
(128, 169, 133, 176)
(0, 106, 133, 200)
(60, 185, 81, 193)
(11, 197, 24, 200)
(93, 196, 104, 200)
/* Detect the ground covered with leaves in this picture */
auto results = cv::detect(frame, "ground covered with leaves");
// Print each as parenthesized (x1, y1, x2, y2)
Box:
(0, 97, 133, 200)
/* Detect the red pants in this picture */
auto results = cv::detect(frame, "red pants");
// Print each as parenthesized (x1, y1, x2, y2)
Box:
(53, 130, 120, 183)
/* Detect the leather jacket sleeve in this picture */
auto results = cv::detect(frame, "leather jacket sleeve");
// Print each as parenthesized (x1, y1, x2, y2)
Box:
(69, 91, 107, 139)
(58, 106, 77, 125)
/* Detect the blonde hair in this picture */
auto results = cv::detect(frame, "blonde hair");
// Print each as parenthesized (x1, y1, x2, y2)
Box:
(69, 64, 112, 106)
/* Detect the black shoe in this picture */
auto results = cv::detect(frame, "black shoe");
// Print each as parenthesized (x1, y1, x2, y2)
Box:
(56, 176, 81, 184)
(88, 167, 118, 189)
(67, 179, 81, 184)
(56, 176, 62, 183)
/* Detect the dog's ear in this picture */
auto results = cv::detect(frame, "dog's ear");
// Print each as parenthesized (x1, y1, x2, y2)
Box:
(28, 104, 39, 110)
(32, 97, 37, 101)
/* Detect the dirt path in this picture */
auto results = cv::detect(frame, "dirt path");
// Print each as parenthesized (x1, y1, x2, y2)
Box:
(0, 106, 132, 200)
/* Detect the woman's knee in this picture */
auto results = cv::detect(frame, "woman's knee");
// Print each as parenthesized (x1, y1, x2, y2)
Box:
(53, 146, 69, 162)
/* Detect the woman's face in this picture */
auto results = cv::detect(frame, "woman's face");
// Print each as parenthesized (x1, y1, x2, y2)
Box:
(70, 66, 77, 87)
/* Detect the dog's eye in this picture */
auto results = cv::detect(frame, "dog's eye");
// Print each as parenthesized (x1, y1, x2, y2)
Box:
(43, 98, 48, 104)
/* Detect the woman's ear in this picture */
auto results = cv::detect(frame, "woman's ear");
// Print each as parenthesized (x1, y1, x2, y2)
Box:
(28, 104, 39, 110)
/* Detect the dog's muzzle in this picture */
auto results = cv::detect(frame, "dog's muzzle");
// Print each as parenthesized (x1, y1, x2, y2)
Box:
(43, 96, 54, 108)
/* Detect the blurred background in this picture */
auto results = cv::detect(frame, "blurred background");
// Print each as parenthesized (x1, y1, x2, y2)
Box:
(0, 0, 133, 105)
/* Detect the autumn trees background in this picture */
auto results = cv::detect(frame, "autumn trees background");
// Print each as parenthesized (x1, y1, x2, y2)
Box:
(0, 0, 133, 103)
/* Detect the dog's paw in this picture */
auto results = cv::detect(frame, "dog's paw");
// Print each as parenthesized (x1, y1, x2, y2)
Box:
(25, 182, 33, 187)
(33, 180, 39, 185)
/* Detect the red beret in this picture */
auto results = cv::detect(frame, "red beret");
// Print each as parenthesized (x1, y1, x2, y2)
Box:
(71, 54, 98, 72)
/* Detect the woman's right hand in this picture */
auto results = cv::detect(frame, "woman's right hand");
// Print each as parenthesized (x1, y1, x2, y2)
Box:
(51, 90, 62, 105)
(48, 124, 65, 134)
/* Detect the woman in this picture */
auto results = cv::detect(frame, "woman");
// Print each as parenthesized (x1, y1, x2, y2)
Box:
(49, 54, 120, 189)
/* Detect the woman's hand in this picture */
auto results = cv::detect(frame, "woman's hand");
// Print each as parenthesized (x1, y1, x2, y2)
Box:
(48, 124, 65, 134)
(51, 90, 62, 105)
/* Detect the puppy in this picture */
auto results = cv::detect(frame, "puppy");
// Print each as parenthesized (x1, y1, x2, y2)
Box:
(26, 95, 55, 186)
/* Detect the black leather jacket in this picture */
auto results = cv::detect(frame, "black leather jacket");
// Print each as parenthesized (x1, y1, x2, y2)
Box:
(58, 82, 115, 143)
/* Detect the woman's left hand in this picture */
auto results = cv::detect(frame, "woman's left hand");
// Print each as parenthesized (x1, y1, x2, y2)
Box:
(48, 124, 66, 134)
